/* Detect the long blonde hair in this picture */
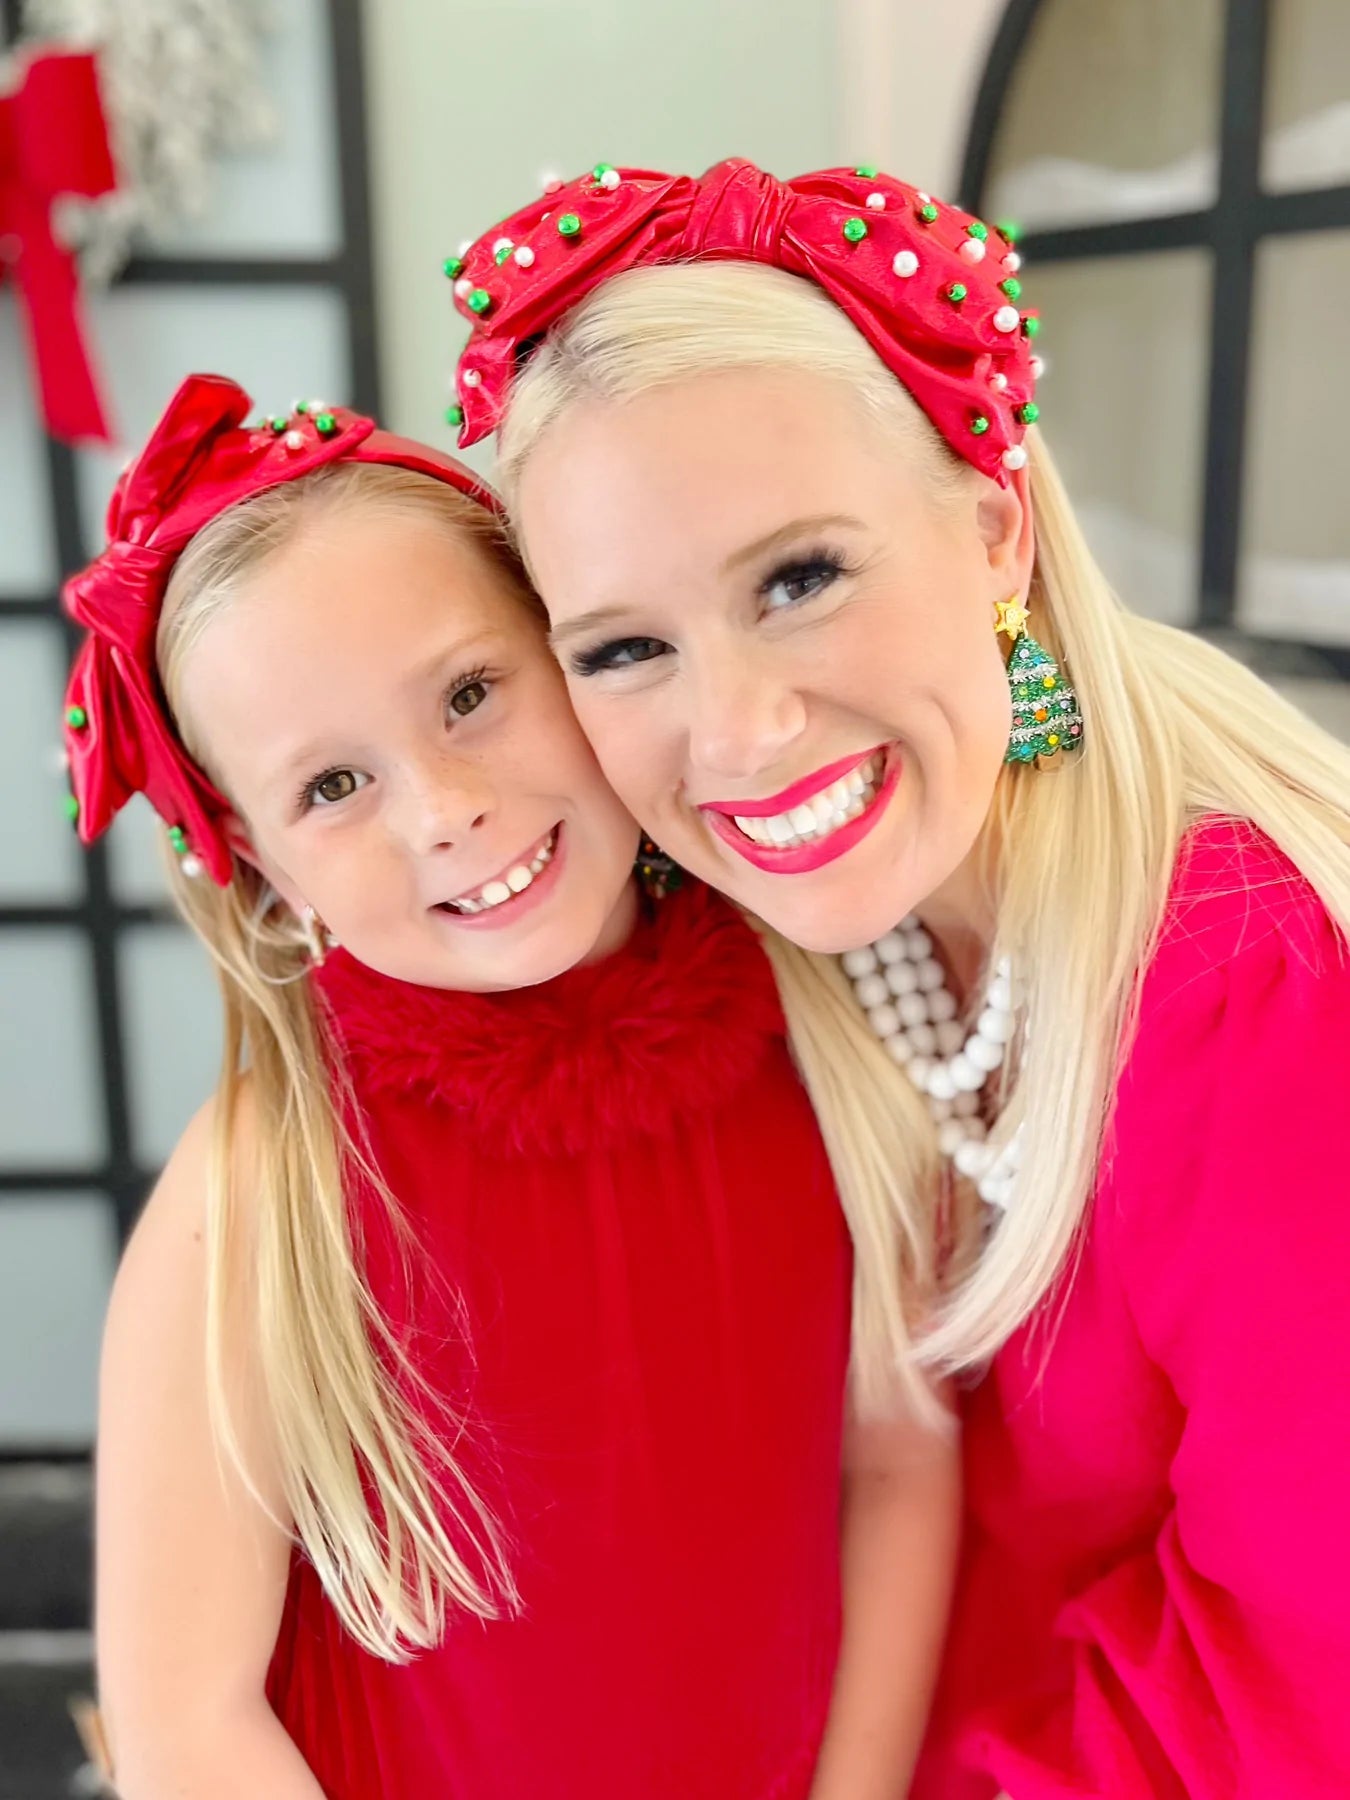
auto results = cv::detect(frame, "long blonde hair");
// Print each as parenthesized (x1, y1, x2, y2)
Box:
(157, 464, 526, 1659)
(496, 260, 1350, 1374)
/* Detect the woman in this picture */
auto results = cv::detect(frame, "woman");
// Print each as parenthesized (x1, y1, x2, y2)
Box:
(447, 158, 1350, 1797)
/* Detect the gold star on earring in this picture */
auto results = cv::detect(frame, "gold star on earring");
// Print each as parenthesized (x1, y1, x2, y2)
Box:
(994, 595, 1029, 640)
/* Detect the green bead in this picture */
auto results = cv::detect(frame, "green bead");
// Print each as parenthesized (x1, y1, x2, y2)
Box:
(997, 218, 1021, 243)
(1018, 401, 1040, 425)
(557, 212, 582, 237)
(855, 164, 878, 178)
(65, 704, 87, 729)
(445, 402, 464, 427)
(1000, 276, 1022, 300)
(294, 400, 309, 415)
(1022, 314, 1041, 338)
(946, 282, 967, 304)
(970, 414, 990, 435)
(842, 216, 868, 243)
(592, 162, 616, 180)
(442, 255, 464, 279)
(63, 794, 79, 823)
(270, 415, 287, 432)
(918, 202, 939, 223)
(967, 220, 989, 241)
(315, 412, 338, 436)
(494, 243, 512, 265)
(467, 288, 492, 314)
(167, 825, 186, 850)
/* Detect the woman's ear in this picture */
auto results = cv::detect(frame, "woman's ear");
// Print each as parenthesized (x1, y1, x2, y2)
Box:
(974, 463, 1035, 594)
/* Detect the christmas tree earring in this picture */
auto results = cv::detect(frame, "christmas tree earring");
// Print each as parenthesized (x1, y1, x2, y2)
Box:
(995, 595, 1084, 765)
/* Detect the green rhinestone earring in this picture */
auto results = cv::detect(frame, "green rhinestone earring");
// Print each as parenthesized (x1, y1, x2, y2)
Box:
(996, 596, 1084, 765)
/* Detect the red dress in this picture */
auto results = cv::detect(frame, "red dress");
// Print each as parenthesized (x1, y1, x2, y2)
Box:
(265, 882, 853, 1797)
(916, 820, 1350, 1797)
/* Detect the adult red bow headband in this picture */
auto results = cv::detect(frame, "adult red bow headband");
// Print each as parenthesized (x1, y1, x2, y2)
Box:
(447, 158, 1041, 483)
(61, 372, 498, 885)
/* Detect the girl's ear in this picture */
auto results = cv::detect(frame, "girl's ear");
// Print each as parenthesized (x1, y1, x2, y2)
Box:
(224, 812, 306, 916)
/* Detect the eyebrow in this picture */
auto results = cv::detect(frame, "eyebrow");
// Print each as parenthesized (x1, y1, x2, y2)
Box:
(546, 513, 867, 650)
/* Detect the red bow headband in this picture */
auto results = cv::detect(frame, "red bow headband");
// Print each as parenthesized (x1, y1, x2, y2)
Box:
(61, 373, 498, 885)
(448, 158, 1042, 482)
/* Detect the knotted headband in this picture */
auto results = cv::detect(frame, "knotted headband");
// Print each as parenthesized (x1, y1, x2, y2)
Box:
(447, 158, 1042, 482)
(61, 373, 497, 884)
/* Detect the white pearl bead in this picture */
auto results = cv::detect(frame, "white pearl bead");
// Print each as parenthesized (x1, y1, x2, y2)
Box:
(457, 237, 474, 255)
(915, 956, 945, 993)
(461, 367, 482, 387)
(926, 1063, 957, 1102)
(930, 1096, 954, 1121)
(976, 1006, 1013, 1043)
(1003, 251, 1022, 272)
(906, 1022, 939, 1056)
(492, 236, 514, 258)
(873, 931, 905, 965)
(981, 1175, 1015, 1210)
(284, 429, 304, 450)
(950, 1053, 984, 1091)
(868, 1002, 901, 1039)
(908, 1056, 933, 1088)
(454, 277, 473, 299)
(966, 1034, 1004, 1073)
(989, 371, 1008, 391)
(854, 971, 890, 1008)
(935, 1020, 965, 1056)
(513, 245, 536, 267)
(892, 250, 919, 278)
(1002, 445, 1029, 471)
(599, 168, 621, 190)
(885, 1033, 913, 1064)
(954, 1139, 992, 1179)
(841, 946, 878, 978)
(959, 237, 986, 264)
(904, 927, 932, 959)
(937, 1118, 968, 1156)
(180, 854, 203, 879)
(1030, 355, 1045, 379)
(953, 1090, 981, 1117)
(987, 974, 1013, 1011)
(916, 192, 931, 204)
(897, 991, 929, 1028)
(926, 988, 957, 1022)
(866, 192, 886, 210)
(885, 961, 919, 997)
(993, 305, 1020, 333)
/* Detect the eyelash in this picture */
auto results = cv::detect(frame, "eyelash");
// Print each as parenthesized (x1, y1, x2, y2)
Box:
(568, 547, 854, 678)
(296, 666, 495, 811)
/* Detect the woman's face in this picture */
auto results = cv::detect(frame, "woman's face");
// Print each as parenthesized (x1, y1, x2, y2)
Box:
(515, 368, 1033, 954)
(178, 503, 639, 991)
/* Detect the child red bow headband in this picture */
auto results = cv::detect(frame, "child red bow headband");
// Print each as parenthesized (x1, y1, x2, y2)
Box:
(61, 372, 498, 885)
(447, 157, 1041, 482)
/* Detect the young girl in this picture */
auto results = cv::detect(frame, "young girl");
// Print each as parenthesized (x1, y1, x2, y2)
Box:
(450, 159, 1350, 1796)
(67, 374, 958, 1798)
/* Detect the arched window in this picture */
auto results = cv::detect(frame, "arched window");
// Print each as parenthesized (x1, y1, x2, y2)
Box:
(962, 0, 1350, 727)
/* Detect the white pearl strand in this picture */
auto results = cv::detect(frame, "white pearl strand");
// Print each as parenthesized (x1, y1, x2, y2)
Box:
(842, 919, 1024, 1209)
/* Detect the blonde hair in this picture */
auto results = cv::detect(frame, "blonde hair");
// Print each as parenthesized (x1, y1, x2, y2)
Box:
(157, 464, 527, 1658)
(497, 260, 1350, 1375)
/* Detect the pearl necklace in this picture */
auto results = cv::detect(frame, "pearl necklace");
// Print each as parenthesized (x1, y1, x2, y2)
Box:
(841, 919, 1023, 1209)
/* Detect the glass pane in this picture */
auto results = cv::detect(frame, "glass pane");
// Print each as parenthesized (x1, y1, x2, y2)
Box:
(120, 925, 222, 1167)
(0, 931, 104, 1167)
(1239, 231, 1350, 645)
(76, 285, 351, 551)
(0, 1193, 117, 1447)
(0, 621, 83, 903)
(0, 299, 58, 597)
(985, 0, 1225, 232)
(107, 795, 175, 908)
(1263, 0, 1350, 193)
(1030, 249, 1211, 625)
(143, 0, 341, 259)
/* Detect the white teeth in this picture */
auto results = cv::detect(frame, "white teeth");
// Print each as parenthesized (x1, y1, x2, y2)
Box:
(506, 865, 533, 893)
(726, 756, 885, 853)
(444, 830, 556, 913)
(480, 880, 512, 906)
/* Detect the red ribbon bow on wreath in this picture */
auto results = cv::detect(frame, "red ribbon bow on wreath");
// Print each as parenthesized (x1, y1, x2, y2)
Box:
(0, 48, 118, 444)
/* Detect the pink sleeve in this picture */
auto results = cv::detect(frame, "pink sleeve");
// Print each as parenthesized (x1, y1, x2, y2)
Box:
(1041, 875, 1350, 1796)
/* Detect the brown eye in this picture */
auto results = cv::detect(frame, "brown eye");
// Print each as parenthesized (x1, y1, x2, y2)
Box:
(315, 770, 360, 804)
(448, 679, 489, 718)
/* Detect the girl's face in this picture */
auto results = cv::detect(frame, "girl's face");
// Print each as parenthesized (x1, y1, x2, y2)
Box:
(515, 368, 1034, 955)
(179, 504, 640, 991)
